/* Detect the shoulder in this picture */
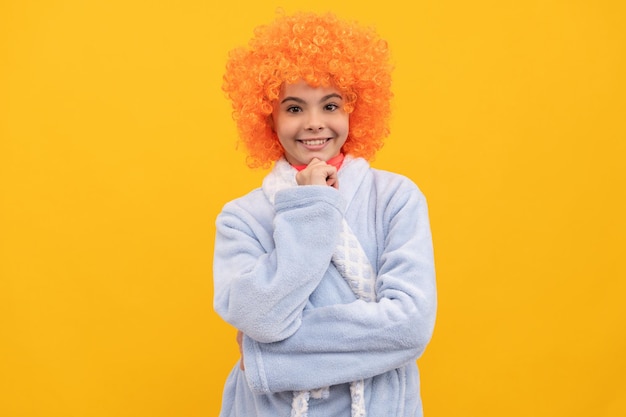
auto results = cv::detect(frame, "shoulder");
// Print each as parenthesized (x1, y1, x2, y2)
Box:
(344, 157, 423, 194)
(217, 187, 274, 228)
(370, 166, 427, 204)
(221, 187, 267, 211)
(341, 157, 427, 210)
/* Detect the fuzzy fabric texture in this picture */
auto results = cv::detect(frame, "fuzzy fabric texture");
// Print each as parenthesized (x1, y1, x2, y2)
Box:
(213, 157, 437, 417)
(262, 157, 370, 417)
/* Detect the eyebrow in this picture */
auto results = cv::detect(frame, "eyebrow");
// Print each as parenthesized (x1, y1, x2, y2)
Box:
(280, 93, 343, 105)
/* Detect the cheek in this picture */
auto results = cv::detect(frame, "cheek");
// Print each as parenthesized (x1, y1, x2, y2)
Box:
(273, 121, 292, 143)
(275, 117, 298, 137)
(341, 116, 350, 134)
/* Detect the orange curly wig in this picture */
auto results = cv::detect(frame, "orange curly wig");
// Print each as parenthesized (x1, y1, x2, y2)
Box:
(222, 11, 394, 168)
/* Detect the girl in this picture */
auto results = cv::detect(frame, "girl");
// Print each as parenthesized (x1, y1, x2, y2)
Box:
(214, 11, 437, 417)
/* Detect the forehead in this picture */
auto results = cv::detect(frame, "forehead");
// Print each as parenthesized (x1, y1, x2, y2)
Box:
(279, 79, 342, 100)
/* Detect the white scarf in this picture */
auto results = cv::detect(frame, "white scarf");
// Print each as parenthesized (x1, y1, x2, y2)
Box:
(262, 157, 376, 417)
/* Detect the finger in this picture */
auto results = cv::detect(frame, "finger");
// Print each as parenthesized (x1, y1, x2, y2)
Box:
(326, 172, 339, 189)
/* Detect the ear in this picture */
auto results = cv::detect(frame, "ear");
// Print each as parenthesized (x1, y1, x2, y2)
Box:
(267, 114, 275, 132)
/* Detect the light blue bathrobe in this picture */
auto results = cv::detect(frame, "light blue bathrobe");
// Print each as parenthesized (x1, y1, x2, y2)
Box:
(213, 157, 437, 417)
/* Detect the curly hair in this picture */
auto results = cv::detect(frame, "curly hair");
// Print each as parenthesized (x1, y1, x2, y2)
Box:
(222, 11, 393, 169)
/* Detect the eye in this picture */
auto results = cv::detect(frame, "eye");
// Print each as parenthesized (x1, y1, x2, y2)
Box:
(286, 105, 302, 113)
(324, 103, 339, 111)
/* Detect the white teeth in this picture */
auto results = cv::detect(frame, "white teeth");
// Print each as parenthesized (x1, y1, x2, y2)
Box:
(300, 139, 327, 146)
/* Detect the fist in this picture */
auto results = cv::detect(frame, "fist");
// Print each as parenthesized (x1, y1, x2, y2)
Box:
(295, 158, 339, 189)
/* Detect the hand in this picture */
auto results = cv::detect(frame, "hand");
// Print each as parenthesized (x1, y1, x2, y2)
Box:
(295, 158, 339, 189)
(236, 330, 245, 371)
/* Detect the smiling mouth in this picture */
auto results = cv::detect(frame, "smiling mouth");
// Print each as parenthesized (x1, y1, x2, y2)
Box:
(298, 138, 330, 146)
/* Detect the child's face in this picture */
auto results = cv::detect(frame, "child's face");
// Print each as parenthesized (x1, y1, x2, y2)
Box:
(271, 80, 349, 166)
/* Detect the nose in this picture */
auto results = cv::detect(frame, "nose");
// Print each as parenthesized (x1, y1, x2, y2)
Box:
(305, 110, 324, 131)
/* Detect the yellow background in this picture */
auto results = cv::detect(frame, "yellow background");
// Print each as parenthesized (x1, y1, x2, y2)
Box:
(1, 0, 625, 416)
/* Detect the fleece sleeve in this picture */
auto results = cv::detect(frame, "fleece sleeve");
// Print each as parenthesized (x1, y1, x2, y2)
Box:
(213, 186, 343, 343)
(242, 183, 437, 394)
